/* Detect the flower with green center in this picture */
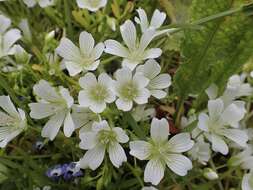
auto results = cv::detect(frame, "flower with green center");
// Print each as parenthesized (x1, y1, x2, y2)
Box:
(197, 98, 248, 155)
(105, 20, 162, 70)
(76, 0, 107, 12)
(29, 80, 75, 140)
(129, 118, 194, 185)
(56, 31, 104, 76)
(78, 72, 115, 113)
(0, 15, 21, 59)
(113, 67, 150, 111)
(77, 120, 129, 170)
(0, 96, 27, 148)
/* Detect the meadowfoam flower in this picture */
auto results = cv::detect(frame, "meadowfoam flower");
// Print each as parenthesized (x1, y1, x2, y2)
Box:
(0, 96, 27, 148)
(134, 8, 177, 37)
(29, 80, 75, 140)
(77, 120, 129, 170)
(197, 98, 248, 155)
(23, 0, 54, 8)
(78, 72, 115, 113)
(113, 67, 150, 111)
(131, 105, 155, 122)
(56, 31, 104, 76)
(130, 118, 194, 185)
(136, 59, 171, 99)
(105, 20, 162, 70)
(0, 15, 21, 58)
(76, 0, 107, 12)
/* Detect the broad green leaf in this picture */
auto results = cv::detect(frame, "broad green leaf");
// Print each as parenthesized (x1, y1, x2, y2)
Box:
(174, 0, 253, 98)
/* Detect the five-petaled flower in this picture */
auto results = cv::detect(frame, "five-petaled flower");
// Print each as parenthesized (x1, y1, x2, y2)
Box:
(129, 118, 194, 185)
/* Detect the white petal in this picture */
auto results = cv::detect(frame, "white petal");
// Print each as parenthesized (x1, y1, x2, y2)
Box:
(3, 29, 21, 54)
(197, 113, 209, 132)
(78, 90, 91, 107)
(79, 131, 97, 150)
(139, 59, 161, 79)
(41, 111, 66, 141)
(165, 154, 192, 176)
(64, 61, 82, 76)
(89, 101, 106, 113)
(113, 127, 129, 143)
(205, 84, 218, 100)
(38, 0, 54, 7)
(133, 74, 149, 88)
(109, 142, 127, 168)
(79, 145, 105, 170)
(135, 8, 149, 32)
(242, 173, 253, 190)
(79, 31, 94, 55)
(134, 88, 150, 104)
(143, 48, 162, 59)
(91, 42, 104, 60)
(150, 118, 169, 142)
(139, 30, 156, 51)
(92, 120, 110, 132)
(144, 159, 165, 185)
(115, 99, 133, 111)
(104, 40, 129, 57)
(222, 129, 248, 147)
(149, 74, 171, 89)
(150, 9, 166, 29)
(122, 59, 140, 71)
(0, 96, 19, 118)
(29, 103, 60, 119)
(167, 133, 194, 153)
(114, 67, 132, 83)
(120, 20, 137, 50)
(84, 60, 100, 71)
(150, 90, 167, 99)
(59, 87, 74, 108)
(79, 72, 97, 89)
(129, 141, 151, 160)
(56, 37, 81, 61)
(98, 73, 113, 88)
(208, 98, 224, 119)
(33, 80, 60, 102)
(63, 111, 75, 137)
(0, 15, 11, 33)
(211, 134, 229, 155)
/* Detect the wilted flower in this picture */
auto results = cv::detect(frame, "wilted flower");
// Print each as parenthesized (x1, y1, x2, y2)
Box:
(77, 120, 129, 170)
(105, 20, 162, 70)
(56, 31, 104, 76)
(29, 80, 75, 140)
(136, 59, 171, 99)
(130, 118, 194, 185)
(76, 0, 107, 12)
(113, 67, 150, 111)
(0, 15, 21, 58)
(0, 96, 27, 148)
(131, 105, 155, 122)
(78, 72, 115, 113)
(46, 164, 64, 181)
(198, 98, 248, 155)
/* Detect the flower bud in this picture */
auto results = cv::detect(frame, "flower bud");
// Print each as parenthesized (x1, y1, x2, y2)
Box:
(203, 168, 218, 180)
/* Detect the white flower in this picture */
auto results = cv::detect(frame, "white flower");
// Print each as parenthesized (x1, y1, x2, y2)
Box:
(203, 168, 218, 180)
(136, 59, 171, 99)
(134, 8, 177, 37)
(113, 67, 150, 111)
(0, 15, 21, 58)
(23, 0, 54, 8)
(56, 31, 104, 76)
(130, 118, 194, 185)
(105, 20, 162, 70)
(131, 105, 155, 122)
(242, 171, 253, 190)
(78, 72, 115, 113)
(29, 80, 75, 140)
(0, 96, 27, 148)
(197, 98, 248, 155)
(76, 0, 107, 12)
(77, 120, 129, 170)
(222, 74, 253, 104)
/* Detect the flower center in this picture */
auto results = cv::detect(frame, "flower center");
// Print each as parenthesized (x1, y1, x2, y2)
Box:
(89, 84, 108, 102)
(149, 140, 170, 161)
(119, 81, 139, 101)
(98, 129, 117, 145)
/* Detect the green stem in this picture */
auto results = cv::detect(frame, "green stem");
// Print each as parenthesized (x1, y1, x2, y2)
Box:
(64, 0, 73, 39)
(125, 162, 144, 187)
(209, 159, 224, 190)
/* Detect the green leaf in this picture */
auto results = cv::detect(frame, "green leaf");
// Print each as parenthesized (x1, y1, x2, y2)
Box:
(174, 0, 253, 98)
